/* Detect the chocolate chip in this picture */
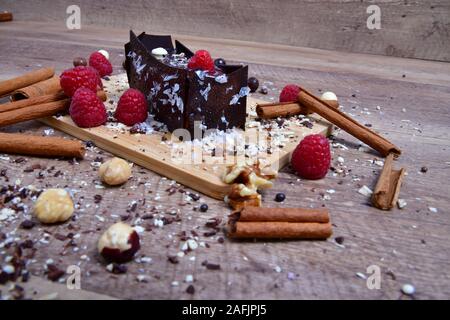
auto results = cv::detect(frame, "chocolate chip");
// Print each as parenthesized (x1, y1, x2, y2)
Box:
(205, 263, 221, 270)
(205, 218, 221, 228)
(168, 256, 179, 264)
(248, 77, 259, 93)
(85, 140, 95, 148)
(186, 284, 195, 294)
(14, 157, 26, 164)
(214, 58, 226, 68)
(73, 57, 87, 67)
(188, 193, 200, 201)
(420, 166, 428, 173)
(19, 220, 35, 230)
(54, 233, 68, 241)
(111, 263, 127, 274)
(335, 236, 345, 245)
(20, 240, 34, 249)
(275, 193, 286, 202)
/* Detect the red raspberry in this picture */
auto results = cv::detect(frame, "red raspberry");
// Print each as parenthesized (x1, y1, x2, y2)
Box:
(69, 88, 107, 128)
(60, 66, 100, 97)
(279, 84, 301, 103)
(115, 88, 148, 126)
(89, 51, 113, 77)
(291, 134, 331, 180)
(187, 50, 215, 72)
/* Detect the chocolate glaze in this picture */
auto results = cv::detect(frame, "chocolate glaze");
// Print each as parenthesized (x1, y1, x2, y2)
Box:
(125, 31, 248, 138)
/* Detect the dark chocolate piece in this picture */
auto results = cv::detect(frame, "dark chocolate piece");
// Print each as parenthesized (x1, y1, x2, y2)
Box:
(125, 31, 249, 138)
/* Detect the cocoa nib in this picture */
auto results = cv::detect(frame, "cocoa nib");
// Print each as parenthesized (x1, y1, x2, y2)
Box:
(94, 194, 103, 203)
(19, 220, 35, 230)
(202, 261, 221, 270)
(186, 284, 195, 295)
(168, 256, 179, 264)
(47, 264, 65, 281)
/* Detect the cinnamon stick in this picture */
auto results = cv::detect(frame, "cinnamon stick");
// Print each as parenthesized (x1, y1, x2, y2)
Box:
(11, 76, 61, 100)
(0, 92, 66, 114)
(297, 88, 401, 157)
(0, 91, 107, 127)
(372, 153, 405, 210)
(0, 99, 68, 128)
(256, 101, 308, 118)
(0, 11, 13, 22)
(228, 221, 332, 239)
(227, 207, 332, 239)
(0, 133, 85, 159)
(232, 207, 330, 223)
(0, 68, 54, 97)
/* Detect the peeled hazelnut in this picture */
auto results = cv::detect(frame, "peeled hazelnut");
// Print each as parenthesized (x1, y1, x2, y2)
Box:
(320, 91, 339, 109)
(34, 189, 74, 224)
(99, 157, 132, 186)
(98, 222, 140, 263)
(98, 49, 110, 60)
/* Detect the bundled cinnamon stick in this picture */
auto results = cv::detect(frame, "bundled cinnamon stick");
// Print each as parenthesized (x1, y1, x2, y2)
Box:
(233, 207, 330, 223)
(228, 207, 332, 239)
(372, 153, 405, 210)
(0, 67, 54, 97)
(0, 133, 85, 159)
(11, 76, 61, 100)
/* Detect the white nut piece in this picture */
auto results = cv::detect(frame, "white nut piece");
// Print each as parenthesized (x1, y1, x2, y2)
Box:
(99, 157, 132, 186)
(151, 47, 168, 60)
(98, 49, 110, 60)
(320, 91, 338, 101)
(34, 189, 74, 224)
(320, 91, 339, 109)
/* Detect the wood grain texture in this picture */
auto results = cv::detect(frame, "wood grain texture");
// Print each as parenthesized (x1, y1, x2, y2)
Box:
(39, 74, 332, 200)
(1, 0, 450, 61)
(0, 22, 450, 300)
(1, 21, 449, 88)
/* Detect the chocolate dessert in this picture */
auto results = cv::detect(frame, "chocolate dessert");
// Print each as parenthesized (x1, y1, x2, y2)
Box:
(124, 31, 249, 138)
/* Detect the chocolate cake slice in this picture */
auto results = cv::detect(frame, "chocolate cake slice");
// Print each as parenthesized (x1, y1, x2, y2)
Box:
(125, 31, 248, 138)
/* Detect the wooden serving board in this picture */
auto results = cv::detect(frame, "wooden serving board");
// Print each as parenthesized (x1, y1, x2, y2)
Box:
(41, 74, 332, 200)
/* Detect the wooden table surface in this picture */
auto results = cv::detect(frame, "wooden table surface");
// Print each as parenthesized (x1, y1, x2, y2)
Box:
(1, 21, 450, 300)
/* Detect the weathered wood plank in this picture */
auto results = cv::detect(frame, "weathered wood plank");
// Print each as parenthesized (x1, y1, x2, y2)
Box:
(1, 0, 450, 61)
(1, 21, 450, 87)
(0, 23, 449, 300)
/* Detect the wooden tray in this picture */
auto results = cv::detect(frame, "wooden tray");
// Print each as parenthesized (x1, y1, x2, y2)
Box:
(41, 74, 332, 200)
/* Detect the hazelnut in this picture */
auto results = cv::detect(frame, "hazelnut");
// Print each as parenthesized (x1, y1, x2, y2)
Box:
(98, 222, 140, 263)
(33, 189, 74, 224)
(98, 49, 110, 60)
(320, 91, 339, 109)
(98, 157, 132, 186)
